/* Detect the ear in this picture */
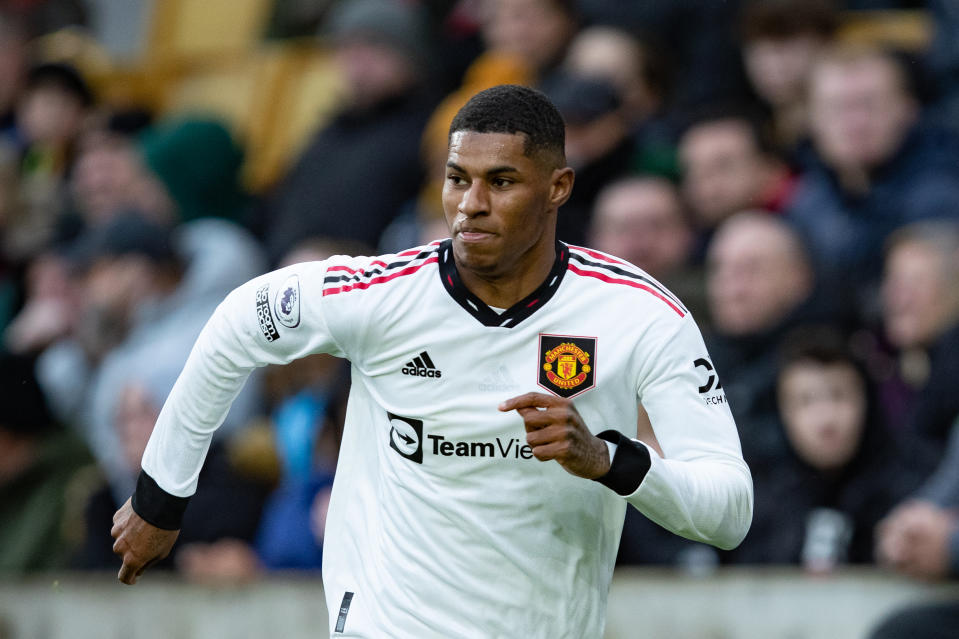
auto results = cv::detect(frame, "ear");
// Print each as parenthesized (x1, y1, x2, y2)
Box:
(548, 167, 575, 210)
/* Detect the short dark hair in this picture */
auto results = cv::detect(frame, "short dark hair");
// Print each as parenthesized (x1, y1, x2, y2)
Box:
(26, 62, 94, 107)
(741, 0, 838, 42)
(679, 101, 779, 158)
(449, 84, 566, 166)
(778, 325, 857, 374)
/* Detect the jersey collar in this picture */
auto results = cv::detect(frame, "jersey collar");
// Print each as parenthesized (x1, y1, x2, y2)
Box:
(437, 239, 569, 328)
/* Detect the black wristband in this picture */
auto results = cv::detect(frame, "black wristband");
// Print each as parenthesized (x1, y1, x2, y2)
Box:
(131, 470, 189, 530)
(593, 430, 652, 496)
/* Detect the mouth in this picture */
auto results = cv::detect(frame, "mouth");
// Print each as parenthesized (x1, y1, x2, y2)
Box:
(456, 229, 496, 244)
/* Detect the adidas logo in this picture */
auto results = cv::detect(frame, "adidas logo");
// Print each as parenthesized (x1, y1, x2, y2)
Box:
(402, 351, 442, 378)
(478, 366, 519, 392)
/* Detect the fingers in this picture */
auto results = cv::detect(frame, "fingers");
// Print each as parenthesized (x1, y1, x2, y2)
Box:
(515, 406, 570, 431)
(527, 439, 568, 462)
(499, 392, 564, 412)
(525, 423, 568, 448)
(118, 558, 139, 585)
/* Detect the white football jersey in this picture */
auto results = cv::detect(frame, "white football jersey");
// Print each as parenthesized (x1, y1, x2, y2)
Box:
(140, 240, 752, 638)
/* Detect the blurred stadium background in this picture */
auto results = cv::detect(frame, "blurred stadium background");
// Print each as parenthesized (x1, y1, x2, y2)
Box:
(2, 1, 959, 638)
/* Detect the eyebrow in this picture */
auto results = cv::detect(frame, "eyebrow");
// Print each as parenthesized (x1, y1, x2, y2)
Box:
(446, 161, 520, 177)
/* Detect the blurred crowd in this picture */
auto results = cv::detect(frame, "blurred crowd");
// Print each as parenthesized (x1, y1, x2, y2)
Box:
(2, 0, 959, 607)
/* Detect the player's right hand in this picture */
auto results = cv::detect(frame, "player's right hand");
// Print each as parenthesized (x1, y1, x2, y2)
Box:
(111, 498, 180, 585)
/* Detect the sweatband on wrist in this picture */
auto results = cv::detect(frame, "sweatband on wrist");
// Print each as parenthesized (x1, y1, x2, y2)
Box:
(131, 470, 189, 530)
(593, 430, 652, 496)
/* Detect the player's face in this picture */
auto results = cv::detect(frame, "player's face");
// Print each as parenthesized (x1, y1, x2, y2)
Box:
(443, 131, 572, 278)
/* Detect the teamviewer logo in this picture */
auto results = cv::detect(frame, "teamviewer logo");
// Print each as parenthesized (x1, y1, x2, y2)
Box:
(388, 412, 423, 464)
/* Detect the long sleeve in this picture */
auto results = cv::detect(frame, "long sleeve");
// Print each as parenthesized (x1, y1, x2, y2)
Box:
(137, 261, 348, 525)
(599, 313, 753, 550)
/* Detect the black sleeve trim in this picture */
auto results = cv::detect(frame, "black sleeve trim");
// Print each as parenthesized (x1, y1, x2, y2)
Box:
(594, 430, 652, 496)
(131, 470, 190, 530)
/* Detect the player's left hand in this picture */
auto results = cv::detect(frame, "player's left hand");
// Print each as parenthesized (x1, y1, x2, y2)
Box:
(499, 392, 610, 479)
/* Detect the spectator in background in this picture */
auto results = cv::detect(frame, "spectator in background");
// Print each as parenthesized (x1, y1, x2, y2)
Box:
(561, 25, 676, 178)
(874, 221, 959, 455)
(870, 415, 959, 639)
(60, 115, 242, 232)
(787, 46, 959, 320)
(0, 352, 92, 573)
(678, 107, 795, 256)
(588, 176, 704, 322)
(542, 72, 633, 245)
(564, 26, 663, 131)
(705, 212, 828, 474)
(739, 0, 838, 154)
(33, 213, 267, 504)
(729, 327, 923, 569)
(5, 116, 249, 355)
(12, 62, 93, 258)
(65, 109, 159, 229)
(17, 62, 92, 176)
(263, 0, 435, 259)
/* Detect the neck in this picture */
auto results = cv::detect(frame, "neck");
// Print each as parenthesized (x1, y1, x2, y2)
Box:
(456, 239, 557, 309)
(836, 164, 870, 195)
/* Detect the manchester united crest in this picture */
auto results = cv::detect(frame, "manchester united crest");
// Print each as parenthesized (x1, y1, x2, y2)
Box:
(538, 334, 597, 398)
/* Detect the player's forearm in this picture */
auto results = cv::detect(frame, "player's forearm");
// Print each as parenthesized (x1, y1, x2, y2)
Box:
(137, 289, 261, 523)
(598, 431, 752, 550)
(635, 453, 752, 549)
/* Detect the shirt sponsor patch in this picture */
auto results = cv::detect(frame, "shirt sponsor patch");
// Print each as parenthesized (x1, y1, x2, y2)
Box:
(274, 275, 301, 328)
(537, 334, 596, 399)
(388, 413, 423, 463)
(256, 283, 280, 342)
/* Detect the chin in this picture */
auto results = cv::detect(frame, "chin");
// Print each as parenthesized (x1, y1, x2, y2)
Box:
(453, 241, 498, 273)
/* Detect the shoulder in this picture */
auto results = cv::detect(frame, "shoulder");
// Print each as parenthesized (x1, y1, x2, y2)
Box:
(563, 244, 689, 321)
(320, 240, 444, 299)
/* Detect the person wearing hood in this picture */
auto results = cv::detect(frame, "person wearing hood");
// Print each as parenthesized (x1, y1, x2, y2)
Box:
(728, 327, 925, 567)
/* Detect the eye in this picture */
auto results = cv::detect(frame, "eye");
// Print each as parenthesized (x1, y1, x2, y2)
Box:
(446, 174, 466, 186)
(491, 177, 513, 188)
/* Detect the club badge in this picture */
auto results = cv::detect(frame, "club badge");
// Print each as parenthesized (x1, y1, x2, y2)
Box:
(538, 334, 596, 398)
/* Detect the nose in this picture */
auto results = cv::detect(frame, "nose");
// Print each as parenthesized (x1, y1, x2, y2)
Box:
(458, 182, 490, 218)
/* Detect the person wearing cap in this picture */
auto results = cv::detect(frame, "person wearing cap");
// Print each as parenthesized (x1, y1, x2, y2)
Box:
(262, 0, 436, 259)
(541, 71, 635, 246)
